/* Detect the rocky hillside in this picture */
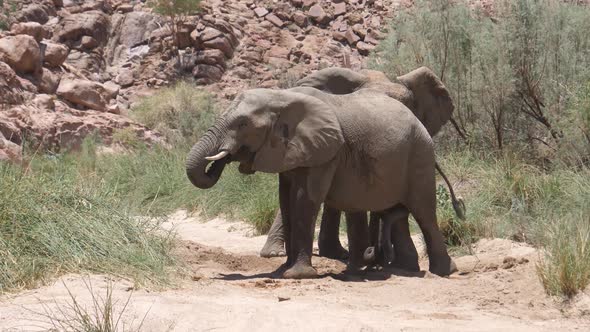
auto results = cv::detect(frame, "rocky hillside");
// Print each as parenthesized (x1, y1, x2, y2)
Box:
(0, 0, 406, 161)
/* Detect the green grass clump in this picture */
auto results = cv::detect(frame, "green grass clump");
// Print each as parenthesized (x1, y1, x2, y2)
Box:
(130, 82, 216, 144)
(537, 214, 590, 299)
(0, 152, 177, 293)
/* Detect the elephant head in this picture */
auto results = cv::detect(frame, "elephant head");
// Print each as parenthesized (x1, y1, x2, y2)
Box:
(396, 67, 454, 137)
(296, 67, 454, 137)
(186, 89, 344, 189)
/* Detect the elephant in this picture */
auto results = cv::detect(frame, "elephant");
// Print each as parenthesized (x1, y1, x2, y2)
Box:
(259, 67, 465, 271)
(186, 85, 456, 278)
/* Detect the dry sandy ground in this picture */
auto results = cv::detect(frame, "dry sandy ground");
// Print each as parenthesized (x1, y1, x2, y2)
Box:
(1, 210, 589, 331)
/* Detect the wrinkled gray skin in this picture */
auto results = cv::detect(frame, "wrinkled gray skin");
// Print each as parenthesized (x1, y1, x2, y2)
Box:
(260, 67, 460, 271)
(186, 85, 456, 278)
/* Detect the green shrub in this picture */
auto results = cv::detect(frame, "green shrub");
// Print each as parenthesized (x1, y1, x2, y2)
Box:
(130, 82, 216, 144)
(112, 127, 144, 149)
(370, 0, 590, 162)
(537, 214, 590, 298)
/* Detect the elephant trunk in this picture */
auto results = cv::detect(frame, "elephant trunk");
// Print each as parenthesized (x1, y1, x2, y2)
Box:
(186, 123, 228, 189)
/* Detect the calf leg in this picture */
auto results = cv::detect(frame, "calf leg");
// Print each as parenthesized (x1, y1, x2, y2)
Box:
(388, 207, 419, 271)
(260, 210, 286, 257)
(345, 212, 370, 270)
(319, 206, 349, 259)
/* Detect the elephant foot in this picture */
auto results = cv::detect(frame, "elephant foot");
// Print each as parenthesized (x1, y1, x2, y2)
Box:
(319, 243, 349, 260)
(391, 255, 420, 272)
(345, 263, 367, 276)
(282, 262, 318, 279)
(260, 239, 286, 258)
(429, 255, 458, 277)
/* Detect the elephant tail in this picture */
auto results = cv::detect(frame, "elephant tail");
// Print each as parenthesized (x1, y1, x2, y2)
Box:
(435, 162, 466, 220)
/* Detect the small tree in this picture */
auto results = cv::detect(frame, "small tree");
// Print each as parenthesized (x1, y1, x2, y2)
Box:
(148, 0, 202, 65)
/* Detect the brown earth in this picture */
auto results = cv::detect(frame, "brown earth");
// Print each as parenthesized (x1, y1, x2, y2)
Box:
(1, 211, 588, 331)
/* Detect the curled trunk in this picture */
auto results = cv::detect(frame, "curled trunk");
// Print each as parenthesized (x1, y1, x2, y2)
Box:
(185, 126, 227, 189)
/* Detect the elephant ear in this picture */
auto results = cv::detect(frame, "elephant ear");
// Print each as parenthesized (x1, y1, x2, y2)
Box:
(252, 91, 344, 173)
(397, 67, 454, 137)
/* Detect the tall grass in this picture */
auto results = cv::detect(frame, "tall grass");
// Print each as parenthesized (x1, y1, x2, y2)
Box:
(86, 144, 278, 233)
(537, 215, 590, 298)
(130, 81, 216, 144)
(0, 151, 177, 293)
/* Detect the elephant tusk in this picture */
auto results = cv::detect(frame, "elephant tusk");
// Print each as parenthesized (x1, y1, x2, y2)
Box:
(205, 150, 229, 161)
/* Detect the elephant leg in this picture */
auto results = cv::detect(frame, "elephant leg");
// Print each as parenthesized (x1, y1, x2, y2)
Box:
(282, 171, 320, 279)
(260, 210, 286, 258)
(363, 212, 384, 266)
(380, 212, 394, 265)
(278, 174, 294, 268)
(369, 212, 380, 248)
(318, 206, 349, 260)
(407, 176, 456, 277)
(345, 212, 370, 270)
(388, 206, 420, 272)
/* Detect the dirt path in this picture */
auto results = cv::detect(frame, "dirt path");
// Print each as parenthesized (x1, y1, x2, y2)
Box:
(1, 211, 589, 331)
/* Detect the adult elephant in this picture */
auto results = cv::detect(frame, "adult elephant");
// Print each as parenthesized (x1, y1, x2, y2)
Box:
(186, 86, 456, 278)
(260, 67, 463, 271)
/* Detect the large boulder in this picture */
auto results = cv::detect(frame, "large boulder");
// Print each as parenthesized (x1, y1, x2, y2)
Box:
(54, 10, 110, 46)
(16, 4, 49, 24)
(0, 116, 22, 145)
(202, 36, 234, 58)
(56, 78, 110, 111)
(0, 134, 22, 163)
(0, 61, 26, 105)
(0, 103, 163, 153)
(42, 41, 69, 67)
(193, 64, 224, 84)
(39, 68, 61, 94)
(10, 22, 51, 42)
(118, 11, 159, 47)
(0, 35, 41, 74)
(64, 50, 103, 72)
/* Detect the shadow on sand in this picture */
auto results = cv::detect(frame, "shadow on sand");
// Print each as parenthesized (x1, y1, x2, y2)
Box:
(215, 264, 426, 282)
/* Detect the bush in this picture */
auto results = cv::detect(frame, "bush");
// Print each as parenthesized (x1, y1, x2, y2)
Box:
(370, 0, 590, 162)
(130, 82, 216, 144)
(537, 214, 590, 299)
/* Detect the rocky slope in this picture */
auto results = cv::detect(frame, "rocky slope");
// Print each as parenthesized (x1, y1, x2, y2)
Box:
(0, 0, 408, 161)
